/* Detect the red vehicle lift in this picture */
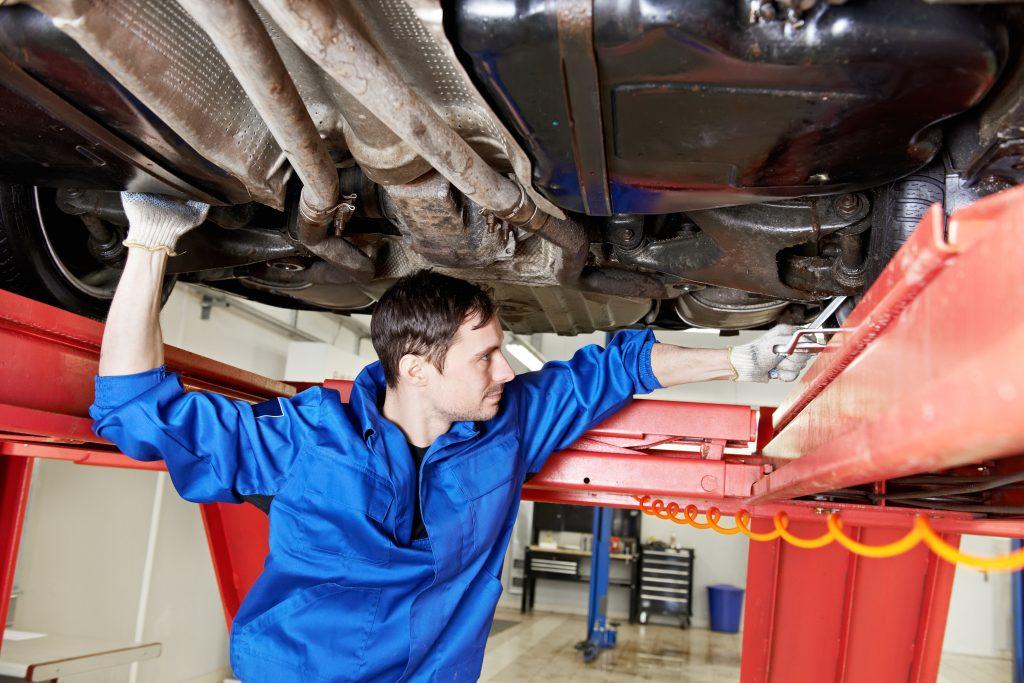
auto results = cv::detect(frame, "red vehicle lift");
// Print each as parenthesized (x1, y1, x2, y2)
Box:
(1, 185, 1023, 681)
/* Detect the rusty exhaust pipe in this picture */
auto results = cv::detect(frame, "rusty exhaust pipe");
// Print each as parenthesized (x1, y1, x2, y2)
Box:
(258, 0, 587, 278)
(177, 0, 373, 279)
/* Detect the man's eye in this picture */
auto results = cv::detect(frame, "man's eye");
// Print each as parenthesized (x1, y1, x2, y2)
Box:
(480, 354, 490, 362)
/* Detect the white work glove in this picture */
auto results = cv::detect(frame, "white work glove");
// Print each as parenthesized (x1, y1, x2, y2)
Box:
(121, 192, 209, 256)
(729, 324, 811, 383)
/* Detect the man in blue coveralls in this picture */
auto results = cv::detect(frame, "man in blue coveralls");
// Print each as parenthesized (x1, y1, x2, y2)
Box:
(90, 194, 809, 682)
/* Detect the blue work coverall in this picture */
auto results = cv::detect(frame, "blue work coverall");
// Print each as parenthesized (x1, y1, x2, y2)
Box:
(89, 329, 661, 682)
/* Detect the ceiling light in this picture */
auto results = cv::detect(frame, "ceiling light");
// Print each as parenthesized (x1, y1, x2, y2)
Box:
(505, 342, 544, 371)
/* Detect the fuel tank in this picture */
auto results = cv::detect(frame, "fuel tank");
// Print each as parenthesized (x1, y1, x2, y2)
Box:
(449, 0, 1007, 214)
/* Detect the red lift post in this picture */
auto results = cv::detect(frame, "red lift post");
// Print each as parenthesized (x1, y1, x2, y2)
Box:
(1, 186, 1023, 680)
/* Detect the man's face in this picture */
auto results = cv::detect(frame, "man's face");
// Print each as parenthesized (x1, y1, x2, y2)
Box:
(422, 315, 516, 422)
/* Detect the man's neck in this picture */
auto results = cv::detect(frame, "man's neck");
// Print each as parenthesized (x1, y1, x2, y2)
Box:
(381, 387, 452, 449)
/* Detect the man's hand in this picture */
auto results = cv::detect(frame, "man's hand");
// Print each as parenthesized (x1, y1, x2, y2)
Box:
(729, 324, 811, 383)
(121, 192, 209, 256)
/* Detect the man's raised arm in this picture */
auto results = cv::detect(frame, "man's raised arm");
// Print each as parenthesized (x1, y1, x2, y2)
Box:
(99, 193, 208, 375)
(90, 193, 320, 504)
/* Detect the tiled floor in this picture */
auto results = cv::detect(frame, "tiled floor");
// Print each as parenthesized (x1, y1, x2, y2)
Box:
(481, 608, 1013, 682)
(481, 609, 742, 682)
(938, 653, 1013, 683)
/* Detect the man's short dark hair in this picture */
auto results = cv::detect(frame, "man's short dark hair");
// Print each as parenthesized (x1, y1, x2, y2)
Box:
(371, 270, 496, 387)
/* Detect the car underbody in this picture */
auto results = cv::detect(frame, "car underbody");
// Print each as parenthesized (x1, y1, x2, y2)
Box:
(1, 0, 1022, 333)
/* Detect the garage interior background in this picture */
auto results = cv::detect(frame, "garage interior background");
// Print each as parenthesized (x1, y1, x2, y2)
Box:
(7, 285, 1013, 683)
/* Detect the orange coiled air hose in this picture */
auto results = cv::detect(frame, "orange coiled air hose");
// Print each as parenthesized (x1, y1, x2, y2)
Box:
(632, 495, 1024, 572)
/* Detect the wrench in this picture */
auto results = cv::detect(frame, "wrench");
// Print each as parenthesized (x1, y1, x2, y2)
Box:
(769, 296, 850, 378)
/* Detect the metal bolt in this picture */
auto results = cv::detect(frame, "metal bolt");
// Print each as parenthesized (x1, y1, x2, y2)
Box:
(622, 229, 635, 241)
(836, 193, 860, 217)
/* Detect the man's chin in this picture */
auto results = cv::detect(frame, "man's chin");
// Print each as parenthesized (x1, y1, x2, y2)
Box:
(467, 402, 501, 422)
(469, 404, 500, 422)
(437, 387, 503, 422)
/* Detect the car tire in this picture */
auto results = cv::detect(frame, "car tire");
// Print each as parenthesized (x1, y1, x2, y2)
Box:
(0, 183, 175, 320)
(832, 165, 946, 327)
(864, 165, 945, 289)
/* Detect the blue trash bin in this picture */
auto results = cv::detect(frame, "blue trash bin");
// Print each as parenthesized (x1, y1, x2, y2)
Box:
(707, 584, 744, 633)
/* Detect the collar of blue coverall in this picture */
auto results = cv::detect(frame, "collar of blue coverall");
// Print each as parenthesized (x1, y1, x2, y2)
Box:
(349, 361, 480, 449)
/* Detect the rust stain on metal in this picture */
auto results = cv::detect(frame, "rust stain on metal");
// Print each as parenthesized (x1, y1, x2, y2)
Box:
(809, 198, 822, 243)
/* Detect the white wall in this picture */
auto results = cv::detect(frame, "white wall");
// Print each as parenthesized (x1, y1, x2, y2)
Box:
(13, 464, 231, 683)
(159, 285, 369, 380)
(284, 341, 367, 382)
(943, 536, 1015, 659)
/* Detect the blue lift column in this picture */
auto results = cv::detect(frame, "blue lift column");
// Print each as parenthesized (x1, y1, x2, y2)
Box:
(1013, 539, 1023, 683)
(579, 505, 616, 663)
(578, 330, 618, 663)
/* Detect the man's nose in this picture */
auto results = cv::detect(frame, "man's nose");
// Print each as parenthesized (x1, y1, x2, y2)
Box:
(494, 353, 515, 383)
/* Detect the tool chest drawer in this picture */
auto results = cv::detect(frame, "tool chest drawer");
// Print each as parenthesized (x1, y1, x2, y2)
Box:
(528, 554, 580, 577)
(638, 547, 694, 628)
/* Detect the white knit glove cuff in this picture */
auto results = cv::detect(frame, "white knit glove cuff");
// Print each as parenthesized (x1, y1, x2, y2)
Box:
(121, 192, 210, 256)
(729, 345, 771, 383)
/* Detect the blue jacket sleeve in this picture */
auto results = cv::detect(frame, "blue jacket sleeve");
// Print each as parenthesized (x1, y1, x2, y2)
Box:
(89, 366, 321, 504)
(507, 328, 662, 474)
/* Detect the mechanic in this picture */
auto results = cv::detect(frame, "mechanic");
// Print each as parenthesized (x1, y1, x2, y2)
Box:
(89, 194, 809, 682)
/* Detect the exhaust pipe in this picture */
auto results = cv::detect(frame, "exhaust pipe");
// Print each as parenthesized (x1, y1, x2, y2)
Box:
(258, 0, 587, 281)
(177, 0, 373, 279)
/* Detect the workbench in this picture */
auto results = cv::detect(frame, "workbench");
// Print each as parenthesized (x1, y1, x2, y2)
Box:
(0, 632, 159, 682)
(520, 545, 640, 622)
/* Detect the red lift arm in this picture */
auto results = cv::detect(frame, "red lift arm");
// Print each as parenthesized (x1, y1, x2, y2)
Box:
(752, 187, 1024, 504)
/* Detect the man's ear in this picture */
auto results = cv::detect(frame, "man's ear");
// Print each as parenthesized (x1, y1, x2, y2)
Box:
(397, 354, 427, 387)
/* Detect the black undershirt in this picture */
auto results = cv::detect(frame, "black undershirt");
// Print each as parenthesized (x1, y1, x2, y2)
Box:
(409, 443, 428, 539)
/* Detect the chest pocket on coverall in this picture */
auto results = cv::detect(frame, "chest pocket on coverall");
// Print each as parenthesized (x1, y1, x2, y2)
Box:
(443, 435, 520, 562)
(295, 449, 396, 565)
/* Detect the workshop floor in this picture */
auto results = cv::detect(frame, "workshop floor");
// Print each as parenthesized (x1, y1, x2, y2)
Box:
(482, 608, 1014, 682)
